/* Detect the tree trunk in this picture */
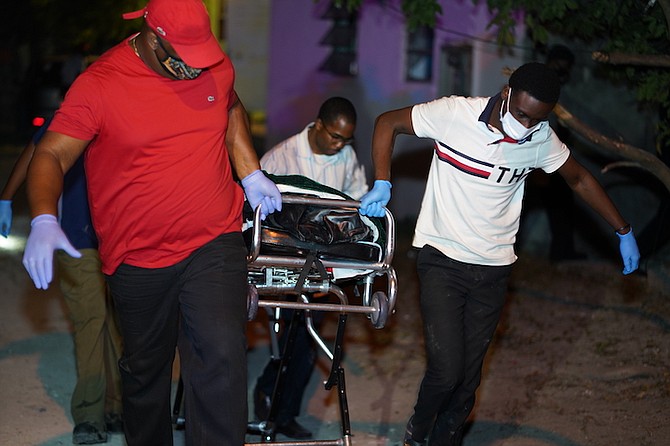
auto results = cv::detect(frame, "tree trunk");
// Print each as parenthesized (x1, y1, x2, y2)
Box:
(554, 104, 670, 193)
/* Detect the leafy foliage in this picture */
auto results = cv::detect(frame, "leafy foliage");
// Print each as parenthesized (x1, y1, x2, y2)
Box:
(401, 0, 443, 30)
(332, 0, 442, 29)
(475, 0, 670, 151)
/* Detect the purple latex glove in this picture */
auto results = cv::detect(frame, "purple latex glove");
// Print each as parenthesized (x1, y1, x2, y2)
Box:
(22, 214, 81, 289)
(617, 228, 640, 275)
(241, 170, 282, 220)
(0, 200, 11, 237)
(359, 180, 392, 217)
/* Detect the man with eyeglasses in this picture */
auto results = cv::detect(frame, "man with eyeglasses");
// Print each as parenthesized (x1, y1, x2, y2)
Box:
(259, 96, 368, 200)
(20, 0, 281, 445)
(252, 97, 368, 438)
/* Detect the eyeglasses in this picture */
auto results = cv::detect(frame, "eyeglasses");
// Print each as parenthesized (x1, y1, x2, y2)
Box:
(322, 124, 354, 146)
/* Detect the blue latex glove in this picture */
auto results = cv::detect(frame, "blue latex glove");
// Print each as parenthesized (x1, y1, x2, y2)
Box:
(0, 200, 11, 237)
(241, 170, 282, 220)
(359, 180, 392, 217)
(22, 214, 81, 290)
(617, 228, 640, 275)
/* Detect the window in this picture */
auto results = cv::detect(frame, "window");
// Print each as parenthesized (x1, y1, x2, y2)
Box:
(319, 2, 358, 76)
(406, 26, 434, 82)
(439, 44, 472, 96)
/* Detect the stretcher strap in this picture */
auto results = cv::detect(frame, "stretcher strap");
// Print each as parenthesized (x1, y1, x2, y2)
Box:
(293, 252, 329, 294)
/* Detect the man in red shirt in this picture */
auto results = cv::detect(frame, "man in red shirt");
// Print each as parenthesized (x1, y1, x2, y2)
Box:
(21, 0, 281, 444)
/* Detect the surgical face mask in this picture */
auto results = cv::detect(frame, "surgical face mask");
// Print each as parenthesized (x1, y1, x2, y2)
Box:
(499, 89, 542, 141)
(156, 38, 203, 80)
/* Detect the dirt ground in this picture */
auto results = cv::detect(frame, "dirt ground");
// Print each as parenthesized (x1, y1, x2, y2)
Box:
(1, 145, 669, 445)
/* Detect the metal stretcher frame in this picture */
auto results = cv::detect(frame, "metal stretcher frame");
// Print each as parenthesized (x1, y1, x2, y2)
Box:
(246, 195, 397, 318)
(244, 195, 398, 445)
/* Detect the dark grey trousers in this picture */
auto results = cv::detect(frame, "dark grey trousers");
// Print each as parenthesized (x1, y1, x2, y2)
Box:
(410, 245, 512, 445)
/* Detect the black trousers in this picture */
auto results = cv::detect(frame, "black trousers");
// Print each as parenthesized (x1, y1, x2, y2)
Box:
(410, 245, 512, 445)
(106, 233, 248, 446)
(255, 306, 325, 425)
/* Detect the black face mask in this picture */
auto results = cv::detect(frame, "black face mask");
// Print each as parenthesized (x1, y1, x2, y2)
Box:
(155, 38, 203, 80)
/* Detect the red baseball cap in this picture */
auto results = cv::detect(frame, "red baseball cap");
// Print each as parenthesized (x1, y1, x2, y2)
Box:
(123, 0, 224, 68)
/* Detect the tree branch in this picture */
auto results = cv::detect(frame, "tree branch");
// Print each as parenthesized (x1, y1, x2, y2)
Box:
(554, 104, 670, 193)
(592, 51, 670, 67)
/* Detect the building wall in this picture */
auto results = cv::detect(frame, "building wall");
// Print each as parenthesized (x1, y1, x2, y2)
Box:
(225, 0, 271, 114)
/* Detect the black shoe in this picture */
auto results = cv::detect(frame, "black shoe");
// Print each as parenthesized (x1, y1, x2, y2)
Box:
(73, 422, 108, 444)
(276, 419, 313, 439)
(253, 387, 272, 421)
(403, 416, 427, 446)
(104, 413, 124, 433)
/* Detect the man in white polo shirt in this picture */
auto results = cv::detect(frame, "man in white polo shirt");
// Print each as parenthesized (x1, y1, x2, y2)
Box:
(358, 62, 640, 446)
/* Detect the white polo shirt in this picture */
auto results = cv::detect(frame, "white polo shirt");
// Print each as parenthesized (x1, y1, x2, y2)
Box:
(261, 123, 369, 199)
(411, 94, 570, 266)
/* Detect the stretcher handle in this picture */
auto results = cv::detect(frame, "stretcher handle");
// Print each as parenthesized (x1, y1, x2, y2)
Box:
(280, 194, 360, 209)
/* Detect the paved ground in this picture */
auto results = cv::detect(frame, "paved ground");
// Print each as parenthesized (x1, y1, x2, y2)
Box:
(1, 147, 669, 446)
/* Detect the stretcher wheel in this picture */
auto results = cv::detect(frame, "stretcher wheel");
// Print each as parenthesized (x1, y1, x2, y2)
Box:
(370, 291, 389, 329)
(247, 284, 259, 321)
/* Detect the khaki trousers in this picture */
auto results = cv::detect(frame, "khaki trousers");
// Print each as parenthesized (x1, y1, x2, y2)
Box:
(57, 248, 123, 430)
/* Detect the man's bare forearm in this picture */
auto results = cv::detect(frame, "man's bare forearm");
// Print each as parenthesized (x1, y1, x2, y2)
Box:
(26, 151, 65, 218)
(226, 98, 261, 179)
(26, 131, 89, 218)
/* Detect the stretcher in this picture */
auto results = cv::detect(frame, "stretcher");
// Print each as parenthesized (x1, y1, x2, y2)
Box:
(173, 175, 397, 446)
(244, 175, 397, 445)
